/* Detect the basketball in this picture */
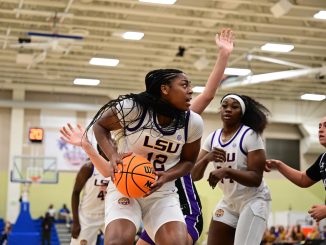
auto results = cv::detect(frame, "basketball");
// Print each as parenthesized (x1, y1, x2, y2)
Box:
(114, 154, 157, 198)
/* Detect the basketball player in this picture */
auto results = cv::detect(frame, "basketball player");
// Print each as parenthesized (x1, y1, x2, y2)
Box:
(137, 28, 235, 245)
(192, 94, 271, 245)
(266, 116, 326, 222)
(66, 67, 204, 245)
(70, 145, 110, 245)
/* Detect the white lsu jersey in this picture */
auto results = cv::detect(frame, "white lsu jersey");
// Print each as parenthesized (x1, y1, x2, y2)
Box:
(114, 98, 203, 193)
(79, 165, 110, 216)
(203, 125, 271, 203)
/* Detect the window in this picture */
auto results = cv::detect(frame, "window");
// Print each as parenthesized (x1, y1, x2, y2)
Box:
(266, 138, 300, 170)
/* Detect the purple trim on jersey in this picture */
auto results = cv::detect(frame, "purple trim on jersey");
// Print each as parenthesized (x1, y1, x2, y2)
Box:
(153, 111, 177, 136)
(239, 127, 252, 156)
(126, 109, 147, 132)
(210, 130, 218, 151)
(183, 174, 201, 216)
(139, 230, 155, 245)
(185, 216, 200, 242)
(218, 124, 244, 147)
(140, 216, 201, 244)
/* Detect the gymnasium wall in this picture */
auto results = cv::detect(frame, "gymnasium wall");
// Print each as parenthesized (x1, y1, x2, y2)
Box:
(0, 91, 325, 242)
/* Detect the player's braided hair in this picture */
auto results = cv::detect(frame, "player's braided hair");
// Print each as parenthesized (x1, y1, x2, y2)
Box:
(221, 93, 270, 134)
(86, 69, 187, 137)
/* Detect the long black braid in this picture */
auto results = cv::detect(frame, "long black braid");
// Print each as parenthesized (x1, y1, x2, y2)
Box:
(221, 93, 270, 134)
(86, 69, 187, 139)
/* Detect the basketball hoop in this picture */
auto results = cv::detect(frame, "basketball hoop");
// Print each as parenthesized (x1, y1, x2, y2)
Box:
(26, 166, 43, 183)
(29, 175, 42, 183)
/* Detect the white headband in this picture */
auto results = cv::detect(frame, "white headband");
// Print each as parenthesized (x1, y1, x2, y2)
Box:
(222, 94, 246, 115)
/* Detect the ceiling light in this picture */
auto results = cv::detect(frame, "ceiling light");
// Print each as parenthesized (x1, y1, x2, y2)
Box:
(270, 0, 293, 18)
(224, 68, 251, 76)
(261, 43, 294, 53)
(313, 11, 326, 20)
(300, 93, 325, 101)
(192, 86, 205, 93)
(89, 58, 119, 67)
(73, 78, 100, 86)
(139, 0, 177, 4)
(122, 32, 144, 40)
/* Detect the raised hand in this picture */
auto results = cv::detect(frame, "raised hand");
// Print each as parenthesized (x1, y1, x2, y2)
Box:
(60, 123, 90, 147)
(216, 28, 234, 55)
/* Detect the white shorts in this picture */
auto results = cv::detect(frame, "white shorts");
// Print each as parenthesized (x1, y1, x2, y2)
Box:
(212, 198, 270, 228)
(105, 186, 185, 242)
(70, 210, 104, 245)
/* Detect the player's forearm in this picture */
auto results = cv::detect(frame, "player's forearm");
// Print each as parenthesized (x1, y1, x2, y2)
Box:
(82, 143, 113, 177)
(165, 161, 193, 182)
(93, 123, 118, 159)
(71, 193, 80, 224)
(190, 51, 230, 114)
(226, 168, 263, 187)
(276, 161, 306, 187)
(191, 157, 210, 181)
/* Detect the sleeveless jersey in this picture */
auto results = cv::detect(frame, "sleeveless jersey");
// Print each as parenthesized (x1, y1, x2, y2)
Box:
(306, 152, 326, 190)
(79, 165, 110, 216)
(203, 125, 271, 203)
(115, 98, 203, 193)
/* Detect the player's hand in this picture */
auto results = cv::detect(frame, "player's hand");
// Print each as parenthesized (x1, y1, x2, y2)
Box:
(110, 152, 132, 181)
(60, 123, 91, 147)
(144, 171, 167, 197)
(265, 159, 282, 172)
(216, 28, 234, 55)
(71, 221, 81, 239)
(206, 147, 226, 163)
(308, 205, 326, 222)
(207, 168, 227, 189)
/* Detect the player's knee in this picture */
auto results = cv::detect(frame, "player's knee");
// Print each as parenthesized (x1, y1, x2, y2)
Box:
(155, 227, 188, 245)
(105, 236, 135, 245)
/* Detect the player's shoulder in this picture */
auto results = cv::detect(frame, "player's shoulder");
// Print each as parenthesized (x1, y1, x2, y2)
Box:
(79, 160, 94, 175)
(188, 110, 203, 124)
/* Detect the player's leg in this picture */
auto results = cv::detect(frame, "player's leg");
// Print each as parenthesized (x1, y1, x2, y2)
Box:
(234, 199, 270, 245)
(207, 200, 237, 245)
(104, 190, 142, 245)
(70, 212, 102, 245)
(105, 219, 137, 245)
(207, 220, 235, 245)
(142, 192, 188, 245)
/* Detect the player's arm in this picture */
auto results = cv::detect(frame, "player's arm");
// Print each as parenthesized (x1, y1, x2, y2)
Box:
(93, 108, 124, 177)
(225, 149, 266, 187)
(191, 150, 211, 181)
(190, 28, 234, 115)
(60, 123, 114, 178)
(71, 162, 93, 239)
(266, 159, 316, 188)
(148, 138, 201, 194)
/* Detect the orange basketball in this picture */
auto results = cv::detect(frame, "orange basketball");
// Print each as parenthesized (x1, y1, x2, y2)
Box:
(114, 154, 157, 198)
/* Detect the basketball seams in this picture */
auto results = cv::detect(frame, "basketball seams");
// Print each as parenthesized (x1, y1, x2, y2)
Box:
(114, 155, 157, 198)
(125, 155, 136, 197)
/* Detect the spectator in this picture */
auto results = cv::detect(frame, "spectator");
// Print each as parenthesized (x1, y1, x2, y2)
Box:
(58, 204, 71, 228)
(0, 221, 12, 245)
(42, 212, 53, 245)
(47, 204, 56, 221)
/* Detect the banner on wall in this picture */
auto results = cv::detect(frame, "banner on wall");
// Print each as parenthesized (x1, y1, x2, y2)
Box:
(41, 109, 88, 171)
(44, 130, 87, 171)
